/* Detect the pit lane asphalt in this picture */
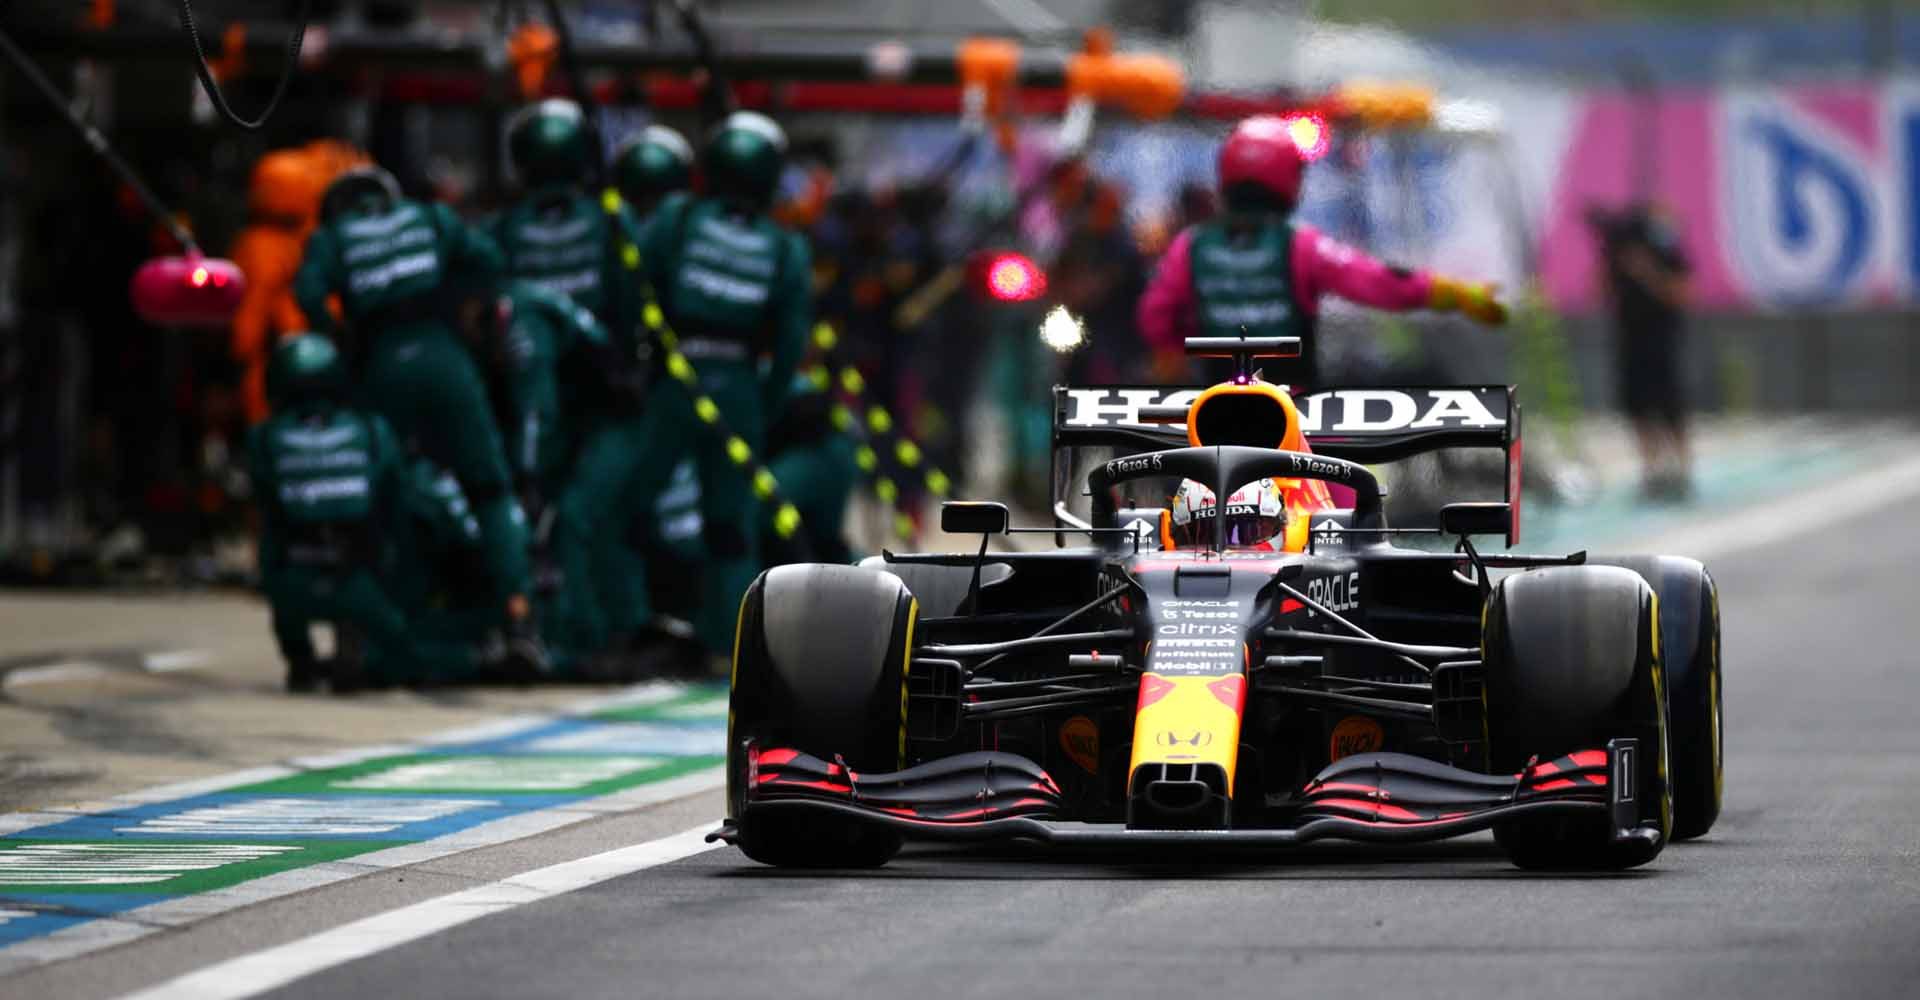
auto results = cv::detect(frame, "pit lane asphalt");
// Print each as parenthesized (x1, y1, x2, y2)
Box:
(240, 491, 1920, 1000)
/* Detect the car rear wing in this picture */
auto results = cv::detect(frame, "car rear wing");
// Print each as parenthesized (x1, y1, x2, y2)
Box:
(1049, 384, 1524, 545)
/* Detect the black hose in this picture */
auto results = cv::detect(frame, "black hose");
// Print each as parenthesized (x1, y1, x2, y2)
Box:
(175, 0, 312, 131)
(667, 0, 734, 125)
(0, 24, 199, 253)
(524, 0, 608, 188)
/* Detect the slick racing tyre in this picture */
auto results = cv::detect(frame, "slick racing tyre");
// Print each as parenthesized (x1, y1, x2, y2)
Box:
(858, 556, 1011, 618)
(1594, 555, 1722, 840)
(1483, 565, 1672, 870)
(728, 564, 918, 867)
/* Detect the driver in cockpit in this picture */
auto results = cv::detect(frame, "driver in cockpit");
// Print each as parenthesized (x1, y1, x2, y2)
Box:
(1165, 477, 1306, 552)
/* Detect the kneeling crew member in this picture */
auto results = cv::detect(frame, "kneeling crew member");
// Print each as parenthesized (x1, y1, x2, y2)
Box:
(249, 335, 495, 690)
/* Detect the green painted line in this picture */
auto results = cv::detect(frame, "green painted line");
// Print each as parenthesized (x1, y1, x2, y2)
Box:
(0, 839, 396, 896)
(591, 688, 728, 723)
(232, 753, 725, 799)
(0, 682, 734, 967)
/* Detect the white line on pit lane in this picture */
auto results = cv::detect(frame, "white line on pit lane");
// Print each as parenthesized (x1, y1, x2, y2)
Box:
(118, 824, 721, 1000)
(0, 648, 212, 690)
(0, 661, 116, 687)
(0, 680, 717, 973)
(143, 650, 213, 672)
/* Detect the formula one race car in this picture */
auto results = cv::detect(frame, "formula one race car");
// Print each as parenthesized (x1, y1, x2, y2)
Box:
(713, 336, 1723, 870)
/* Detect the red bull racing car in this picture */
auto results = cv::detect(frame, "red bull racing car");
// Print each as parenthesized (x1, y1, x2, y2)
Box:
(712, 337, 1723, 870)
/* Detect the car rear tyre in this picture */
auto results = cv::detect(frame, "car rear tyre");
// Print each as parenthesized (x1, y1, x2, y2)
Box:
(1483, 565, 1672, 870)
(728, 564, 918, 868)
(1593, 555, 1722, 840)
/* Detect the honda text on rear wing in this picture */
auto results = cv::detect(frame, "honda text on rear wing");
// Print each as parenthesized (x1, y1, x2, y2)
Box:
(1050, 383, 1523, 546)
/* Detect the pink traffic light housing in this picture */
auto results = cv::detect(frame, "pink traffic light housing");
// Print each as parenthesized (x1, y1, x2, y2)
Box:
(130, 254, 246, 328)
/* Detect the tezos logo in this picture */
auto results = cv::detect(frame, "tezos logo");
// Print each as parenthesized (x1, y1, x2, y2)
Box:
(1105, 453, 1163, 476)
(1289, 454, 1343, 479)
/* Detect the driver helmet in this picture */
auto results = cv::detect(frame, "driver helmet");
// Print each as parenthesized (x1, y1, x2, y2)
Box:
(1168, 478, 1288, 549)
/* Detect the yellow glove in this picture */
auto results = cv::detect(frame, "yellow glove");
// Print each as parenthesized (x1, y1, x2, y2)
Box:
(1150, 350, 1189, 385)
(1429, 276, 1509, 327)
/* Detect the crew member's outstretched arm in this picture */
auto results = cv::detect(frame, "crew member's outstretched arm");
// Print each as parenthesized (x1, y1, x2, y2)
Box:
(1294, 224, 1506, 325)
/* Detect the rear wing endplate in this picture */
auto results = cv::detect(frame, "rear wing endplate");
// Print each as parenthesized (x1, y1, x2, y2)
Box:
(1050, 384, 1524, 545)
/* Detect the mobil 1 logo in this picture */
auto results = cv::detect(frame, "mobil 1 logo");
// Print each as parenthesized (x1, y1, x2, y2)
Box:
(1152, 613, 1243, 675)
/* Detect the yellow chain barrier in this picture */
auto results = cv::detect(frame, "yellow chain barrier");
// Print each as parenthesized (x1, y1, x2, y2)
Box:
(799, 325, 955, 540)
(637, 298, 804, 540)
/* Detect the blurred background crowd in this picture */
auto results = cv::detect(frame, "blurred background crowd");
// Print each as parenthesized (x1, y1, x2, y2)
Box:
(3, 0, 1918, 595)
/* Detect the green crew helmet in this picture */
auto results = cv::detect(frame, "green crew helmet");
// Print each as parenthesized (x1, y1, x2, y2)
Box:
(704, 110, 787, 209)
(319, 166, 401, 223)
(506, 98, 591, 187)
(266, 334, 349, 409)
(612, 125, 693, 212)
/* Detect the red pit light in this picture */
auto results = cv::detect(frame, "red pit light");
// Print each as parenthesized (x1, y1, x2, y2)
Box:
(131, 255, 246, 328)
(985, 253, 1046, 302)
(1283, 112, 1330, 162)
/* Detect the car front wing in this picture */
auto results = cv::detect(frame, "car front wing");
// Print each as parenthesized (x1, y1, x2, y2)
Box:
(708, 739, 1658, 853)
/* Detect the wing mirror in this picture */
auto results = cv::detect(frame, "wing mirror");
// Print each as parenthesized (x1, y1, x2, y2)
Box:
(1439, 502, 1512, 538)
(940, 501, 1010, 536)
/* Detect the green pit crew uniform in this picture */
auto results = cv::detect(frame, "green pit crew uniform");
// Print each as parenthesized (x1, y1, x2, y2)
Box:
(491, 101, 665, 653)
(250, 336, 488, 690)
(292, 170, 533, 628)
(491, 101, 646, 344)
(637, 112, 812, 649)
(611, 123, 708, 626)
(490, 279, 644, 663)
(495, 281, 618, 502)
(391, 455, 494, 622)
